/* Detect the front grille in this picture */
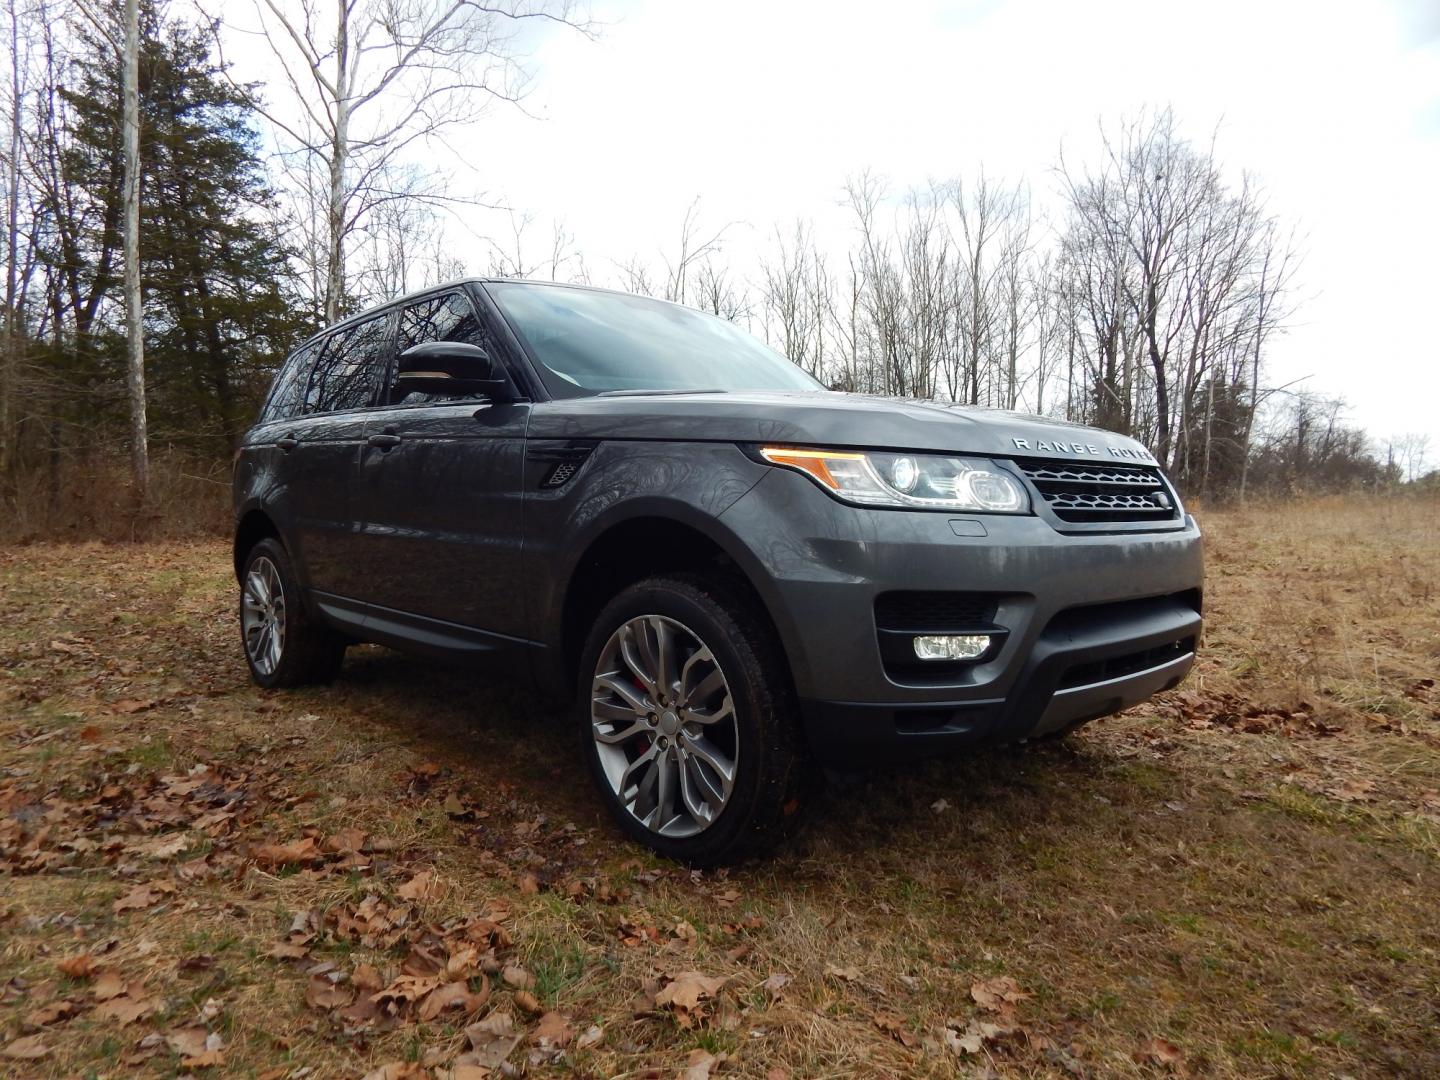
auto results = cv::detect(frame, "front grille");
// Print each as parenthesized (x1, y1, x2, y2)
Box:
(875, 592, 997, 631)
(1015, 458, 1178, 524)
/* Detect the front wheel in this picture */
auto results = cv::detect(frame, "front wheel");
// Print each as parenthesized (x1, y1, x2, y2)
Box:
(578, 574, 806, 865)
(239, 538, 346, 689)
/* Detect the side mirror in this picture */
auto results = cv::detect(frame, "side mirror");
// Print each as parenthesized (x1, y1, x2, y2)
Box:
(394, 341, 511, 399)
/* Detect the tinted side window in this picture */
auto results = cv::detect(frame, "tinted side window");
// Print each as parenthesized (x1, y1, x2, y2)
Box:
(261, 340, 320, 423)
(389, 292, 495, 405)
(305, 314, 391, 414)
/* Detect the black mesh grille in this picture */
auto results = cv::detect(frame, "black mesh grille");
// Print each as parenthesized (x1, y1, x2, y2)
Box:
(874, 592, 997, 631)
(1015, 458, 1179, 524)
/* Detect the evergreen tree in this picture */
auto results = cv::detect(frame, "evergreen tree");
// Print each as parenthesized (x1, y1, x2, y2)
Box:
(58, 6, 307, 454)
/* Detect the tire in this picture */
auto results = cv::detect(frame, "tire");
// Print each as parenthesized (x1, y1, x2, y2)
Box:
(578, 573, 807, 865)
(238, 538, 346, 689)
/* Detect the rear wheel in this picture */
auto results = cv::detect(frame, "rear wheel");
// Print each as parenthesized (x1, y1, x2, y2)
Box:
(239, 538, 345, 689)
(579, 574, 806, 865)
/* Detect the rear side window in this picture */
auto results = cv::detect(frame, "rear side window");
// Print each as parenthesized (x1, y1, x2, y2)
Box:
(261, 340, 320, 423)
(389, 292, 496, 405)
(305, 314, 391, 414)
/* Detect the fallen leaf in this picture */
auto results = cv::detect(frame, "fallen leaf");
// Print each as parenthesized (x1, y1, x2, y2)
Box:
(57, 953, 97, 979)
(26, 998, 81, 1026)
(514, 989, 542, 1014)
(165, 1027, 209, 1058)
(362, 1063, 428, 1080)
(305, 974, 353, 1010)
(1328, 777, 1375, 802)
(94, 993, 158, 1025)
(761, 972, 791, 998)
(682, 1048, 721, 1079)
(322, 827, 367, 854)
(418, 980, 487, 1022)
(532, 1011, 572, 1049)
(113, 881, 176, 914)
(875, 1010, 918, 1047)
(2, 1034, 50, 1060)
(438, 1068, 492, 1080)
(397, 869, 440, 902)
(353, 963, 384, 992)
(945, 1028, 985, 1055)
(502, 963, 535, 991)
(92, 971, 127, 1001)
(252, 837, 321, 867)
(133, 833, 189, 859)
(181, 1049, 226, 1069)
(576, 1023, 604, 1049)
(825, 964, 863, 983)
(465, 1011, 522, 1068)
(655, 971, 728, 1028)
(970, 975, 1031, 1012)
(1135, 1036, 1184, 1069)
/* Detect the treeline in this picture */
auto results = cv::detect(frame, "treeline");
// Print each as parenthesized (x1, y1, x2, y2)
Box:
(0, 1, 1427, 536)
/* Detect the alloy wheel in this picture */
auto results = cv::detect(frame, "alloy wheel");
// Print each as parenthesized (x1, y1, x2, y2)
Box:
(590, 614, 739, 838)
(241, 555, 287, 676)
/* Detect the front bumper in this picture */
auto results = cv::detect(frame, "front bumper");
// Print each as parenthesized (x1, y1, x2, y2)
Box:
(720, 470, 1204, 766)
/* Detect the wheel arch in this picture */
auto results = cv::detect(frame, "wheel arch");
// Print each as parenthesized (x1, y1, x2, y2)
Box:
(557, 512, 789, 694)
(233, 508, 281, 581)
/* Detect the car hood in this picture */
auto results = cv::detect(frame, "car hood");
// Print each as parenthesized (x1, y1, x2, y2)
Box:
(527, 390, 1159, 465)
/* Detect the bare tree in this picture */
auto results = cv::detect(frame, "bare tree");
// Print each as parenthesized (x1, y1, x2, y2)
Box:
(0, 0, 28, 493)
(949, 172, 1016, 405)
(760, 220, 829, 376)
(485, 208, 583, 282)
(661, 197, 730, 305)
(122, 0, 146, 497)
(220, 0, 591, 321)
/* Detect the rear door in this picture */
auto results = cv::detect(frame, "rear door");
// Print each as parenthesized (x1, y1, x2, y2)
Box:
(353, 289, 530, 639)
(287, 311, 394, 600)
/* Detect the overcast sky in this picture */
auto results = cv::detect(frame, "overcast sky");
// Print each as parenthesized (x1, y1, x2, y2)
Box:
(231, 0, 1440, 447)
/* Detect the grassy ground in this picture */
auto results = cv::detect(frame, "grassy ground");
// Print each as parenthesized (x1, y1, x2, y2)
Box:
(1, 497, 1437, 1079)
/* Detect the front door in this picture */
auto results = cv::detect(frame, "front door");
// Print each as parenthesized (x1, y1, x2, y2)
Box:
(353, 289, 530, 641)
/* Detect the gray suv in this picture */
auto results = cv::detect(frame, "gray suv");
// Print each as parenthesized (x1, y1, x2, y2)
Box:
(233, 279, 1203, 864)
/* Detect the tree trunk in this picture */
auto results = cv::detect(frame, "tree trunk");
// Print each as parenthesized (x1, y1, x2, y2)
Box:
(0, 0, 21, 498)
(121, 0, 147, 501)
(323, 1, 350, 323)
(1144, 281, 1171, 468)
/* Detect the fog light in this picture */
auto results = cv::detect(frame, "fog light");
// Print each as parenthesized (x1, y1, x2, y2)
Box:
(913, 634, 991, 661)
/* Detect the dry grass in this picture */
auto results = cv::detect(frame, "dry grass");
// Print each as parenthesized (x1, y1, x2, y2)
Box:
(1, 452, 232, 543)
(1, 497, 1438, 1079)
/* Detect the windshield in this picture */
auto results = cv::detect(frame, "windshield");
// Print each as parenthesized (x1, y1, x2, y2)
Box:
(487, 282, 823, 397)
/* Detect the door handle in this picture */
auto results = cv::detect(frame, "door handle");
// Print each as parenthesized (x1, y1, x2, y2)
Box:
(275, 435, 298, 451)
(367, 431, 402, 450)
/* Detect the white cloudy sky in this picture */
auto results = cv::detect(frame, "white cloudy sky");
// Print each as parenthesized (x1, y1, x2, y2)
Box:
(227, 0, 1440, 447)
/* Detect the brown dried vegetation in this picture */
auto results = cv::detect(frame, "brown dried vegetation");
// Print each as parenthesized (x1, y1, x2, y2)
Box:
(1, 497, 1437, 1077)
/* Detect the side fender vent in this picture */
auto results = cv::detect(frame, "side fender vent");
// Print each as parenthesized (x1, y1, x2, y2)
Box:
(530, 440, 598, 489)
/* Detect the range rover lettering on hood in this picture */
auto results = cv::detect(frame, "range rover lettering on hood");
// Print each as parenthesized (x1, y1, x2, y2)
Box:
(1010, 436, 1157, 463)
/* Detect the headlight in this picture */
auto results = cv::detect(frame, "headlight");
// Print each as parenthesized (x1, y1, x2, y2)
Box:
(758, 447, 1030, 513)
